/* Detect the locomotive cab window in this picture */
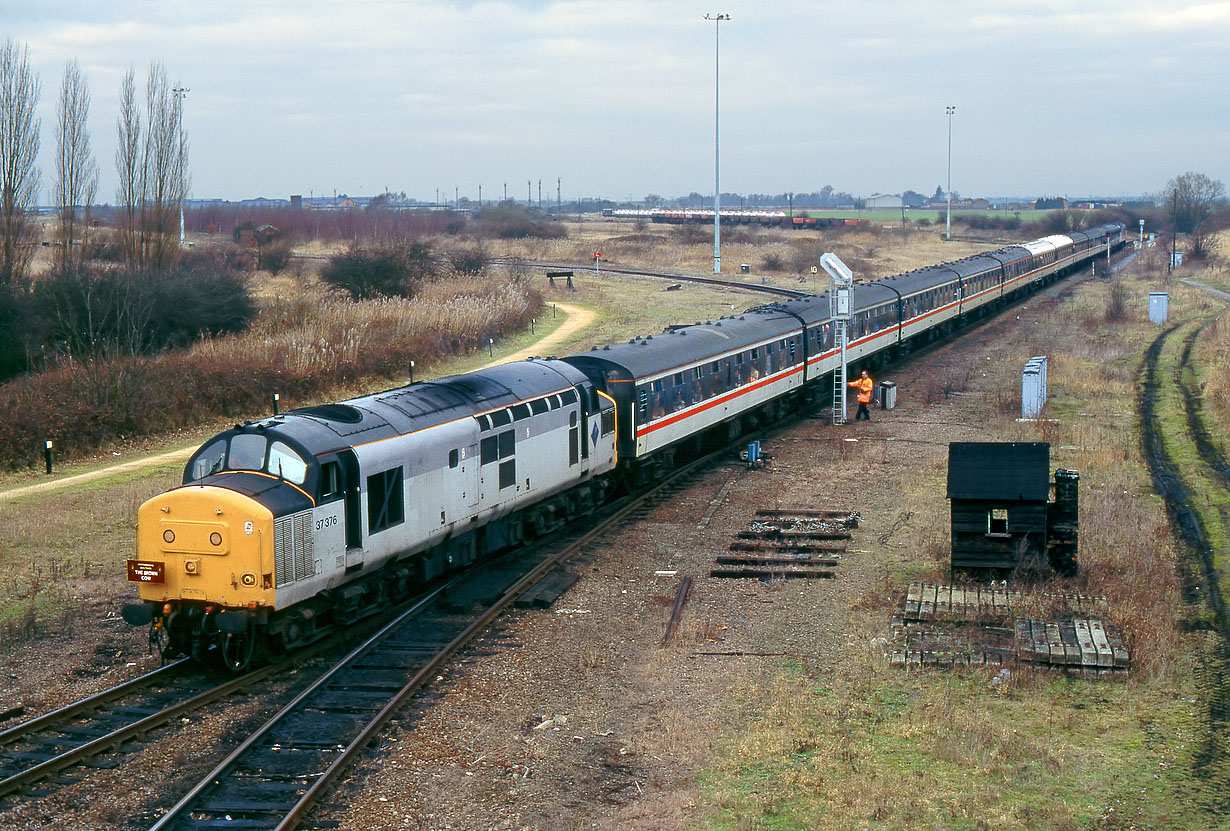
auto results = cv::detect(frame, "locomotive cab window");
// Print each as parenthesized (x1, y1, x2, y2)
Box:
(228, 434, 266, 471)
(320, 461, 343, 501)
(190, 439, 226, 480)
(267, 441, 307, 484)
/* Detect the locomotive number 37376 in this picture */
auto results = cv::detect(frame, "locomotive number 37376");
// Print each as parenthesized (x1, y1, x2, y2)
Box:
(315, 515, 338, 531)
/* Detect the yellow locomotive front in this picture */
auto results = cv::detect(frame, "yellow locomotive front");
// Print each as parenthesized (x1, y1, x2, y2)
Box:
(122, 424, 322, 670)
(125, 484, 275, 667)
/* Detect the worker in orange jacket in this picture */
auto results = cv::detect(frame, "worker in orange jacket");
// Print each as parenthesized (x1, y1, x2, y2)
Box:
(849, 369, 875, 421)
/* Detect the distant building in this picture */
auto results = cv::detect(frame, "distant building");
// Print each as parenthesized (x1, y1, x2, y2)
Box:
(865, 193, 903, 209)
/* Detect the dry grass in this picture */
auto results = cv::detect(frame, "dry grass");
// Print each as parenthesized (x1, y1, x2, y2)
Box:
(699, 249, 1214, 829)
(0, 268, 540, 469)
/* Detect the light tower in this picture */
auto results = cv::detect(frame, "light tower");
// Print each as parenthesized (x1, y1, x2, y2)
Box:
(945, 105, 955, 240)
(705, 13, 729, 274)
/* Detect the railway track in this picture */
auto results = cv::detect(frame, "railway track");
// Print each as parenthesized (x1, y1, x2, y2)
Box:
(142, 447, 736, 829)
(506, 258, 811, 299)
(0, 658, 268, 801)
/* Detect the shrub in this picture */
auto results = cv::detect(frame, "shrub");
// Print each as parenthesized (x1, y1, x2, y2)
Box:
(320, 243, 436, 300)
(260, 242, 294, 274)
(760, 252, 786, 272)
(0, 271, 542, 469)
(27, 261, 256, 359)
(447, 244, 488, 276)
(472, 204, 566, 240)
(1104, 279, 1128, 322)
(673, 224, 712, 245)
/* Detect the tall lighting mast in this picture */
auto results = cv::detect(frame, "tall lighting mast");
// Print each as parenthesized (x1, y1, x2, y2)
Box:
(705, 13, 729, 274)
(945, 105, 955, 240)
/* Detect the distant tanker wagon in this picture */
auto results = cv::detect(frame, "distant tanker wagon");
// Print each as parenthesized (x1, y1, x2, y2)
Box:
(123, 222, 1126, 670)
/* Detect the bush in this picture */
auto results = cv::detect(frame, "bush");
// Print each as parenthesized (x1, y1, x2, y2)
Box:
(760, 252, 786, 272)
(320, 243, 436, 300)
(472, 204, 566, 240)
(673, 224, 712, 245)
(260, 243, 294, 274)
(27, 261, 256, 359)
(447, 245, 488, 276)
(0, 272, 543, 469)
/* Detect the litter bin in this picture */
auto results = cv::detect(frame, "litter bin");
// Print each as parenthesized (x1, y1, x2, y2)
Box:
(740, 263, 750, 274)
(879, 381, 897, 410)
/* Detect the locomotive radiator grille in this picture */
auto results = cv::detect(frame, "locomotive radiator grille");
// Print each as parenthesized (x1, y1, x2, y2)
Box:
(274, 511, 315, 586)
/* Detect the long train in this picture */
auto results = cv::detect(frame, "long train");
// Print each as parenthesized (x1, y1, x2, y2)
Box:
(122, 222, 1126, 668)
(603, 207, 867, 230)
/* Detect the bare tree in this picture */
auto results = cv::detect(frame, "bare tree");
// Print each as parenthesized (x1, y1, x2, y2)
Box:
(55, 58, 98, 266)
(0, 37, 41, 285)
(115, 67, 140, 267)
(114, 61, 189, 270)
(1166, 171, 1226, 235)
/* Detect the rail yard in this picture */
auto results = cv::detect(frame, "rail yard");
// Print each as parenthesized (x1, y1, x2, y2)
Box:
(0, 224, 1225, 830)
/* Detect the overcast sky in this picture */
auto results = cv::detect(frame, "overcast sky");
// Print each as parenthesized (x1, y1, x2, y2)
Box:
(6, 0, 1229, 204)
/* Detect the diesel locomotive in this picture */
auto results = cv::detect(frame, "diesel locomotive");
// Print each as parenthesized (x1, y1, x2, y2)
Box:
(123, 222, 1126, 668)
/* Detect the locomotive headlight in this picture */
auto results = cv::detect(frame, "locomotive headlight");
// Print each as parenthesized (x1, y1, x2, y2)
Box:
(210, 532, 223, 547)
(184, 559, 200, 574)
(241, 573, 257, 587)
(163, 529, 176, 543)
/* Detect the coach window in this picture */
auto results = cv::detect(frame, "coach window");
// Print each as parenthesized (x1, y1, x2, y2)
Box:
(512, 403, 530, 420)
(490, 409, 511, 428)
(548, 395, 561, 410)
(561, 389, 578, 406)
(498, 429, 515, 459)
(476, 414, 491, 431)
(367, 468, 405, 534)
(530, 399, 549, 416)
(638, 387, 649, 420)
(449, 449, 460, 469)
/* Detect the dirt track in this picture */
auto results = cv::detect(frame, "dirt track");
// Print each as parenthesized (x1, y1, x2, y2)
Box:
(1139, 321, 1229, 809)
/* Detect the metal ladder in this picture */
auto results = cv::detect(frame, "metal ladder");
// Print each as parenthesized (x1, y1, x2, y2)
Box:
(831, 319, 847, 425)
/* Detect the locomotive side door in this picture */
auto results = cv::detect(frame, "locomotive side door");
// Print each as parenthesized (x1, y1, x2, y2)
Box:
(575, 383, 591, 467)
(339, 449, 363, 563)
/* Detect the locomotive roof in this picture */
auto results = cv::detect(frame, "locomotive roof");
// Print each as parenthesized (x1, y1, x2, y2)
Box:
(242, 359, 587, 453)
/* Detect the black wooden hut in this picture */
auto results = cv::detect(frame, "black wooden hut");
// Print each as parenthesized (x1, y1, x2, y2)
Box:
(947, 442, 1051, 573)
